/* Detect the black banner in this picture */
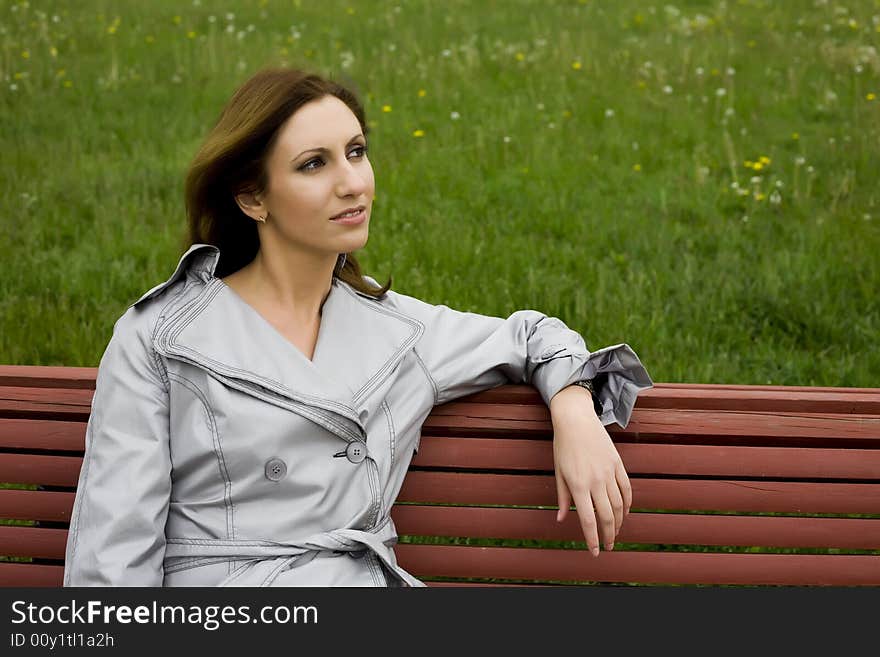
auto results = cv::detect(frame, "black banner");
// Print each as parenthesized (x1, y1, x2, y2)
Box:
(1, 587, 874, 653)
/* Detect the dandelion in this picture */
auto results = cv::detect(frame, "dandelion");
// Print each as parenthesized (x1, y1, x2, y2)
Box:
(56, 69, 65, 78)
(562, 110, 572, 118)
(13, 72, 25, 80)
(795, 156, 806, 166)
(753, 162, 764, 171)
(226, 12, 235, 21)
(726, 66, 736, 75)
(208, 15, 216, 22)
(9, 83, 18, 91)
(21, 50, 30, 59)
(633, 163, 642, 171)
(867, 93, 876, 101)
(632, 141, 639, 150)
(503, 136, 511, 143)
(759, 156, 771, 166)
(146, 35, 155, 43)
(515, 52, 525, 61)
(754, 192, 766, 201)
(769, 190, 782, 205)
(536, 103, 545, 111)
(572, 60, 582, 70)
(715, 87, 727, 97)
(791, 132, 799, 140)
(604, 108, 615, 118)
(441, 49, 451, 57)
(187, 30, 196, 39)
(450, 111, 460, 120)
(382, 105, 392, 113)
(750, 176, 762, 185)
(50, 46, 57, 57)
(173, 15, 182, 25)
(346, 7, 355, 14)
(387, 43, 396, 51)
(63, 80, 72, 88)
(695, 66, 704, 76)
(412, 129, 425, 138)
(548, 122, 556, 129)
(418, 89, 426, 98)
(806, 165, 815, 174)
(662, 85, 673, 94)
(744, 160, 754, 168)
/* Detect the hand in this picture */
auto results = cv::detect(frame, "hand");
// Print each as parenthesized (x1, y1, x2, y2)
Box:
(549, 386, 632, 556)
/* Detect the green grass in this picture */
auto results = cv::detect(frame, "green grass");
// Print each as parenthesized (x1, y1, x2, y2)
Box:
(2, 0, 879, 384)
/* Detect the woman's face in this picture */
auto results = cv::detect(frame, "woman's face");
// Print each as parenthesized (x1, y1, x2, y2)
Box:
(247, 94, 374, 260)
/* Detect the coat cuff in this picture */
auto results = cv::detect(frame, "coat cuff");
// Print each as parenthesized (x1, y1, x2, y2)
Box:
(534, 343, 654, 429)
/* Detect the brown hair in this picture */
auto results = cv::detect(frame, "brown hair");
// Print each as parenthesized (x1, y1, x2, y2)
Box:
(182, 66, 391, 298)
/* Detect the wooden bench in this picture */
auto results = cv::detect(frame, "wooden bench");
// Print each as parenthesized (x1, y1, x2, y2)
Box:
(2, 364, 879, 586)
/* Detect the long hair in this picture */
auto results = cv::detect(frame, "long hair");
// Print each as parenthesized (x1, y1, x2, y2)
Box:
(183, 66, 391, 298)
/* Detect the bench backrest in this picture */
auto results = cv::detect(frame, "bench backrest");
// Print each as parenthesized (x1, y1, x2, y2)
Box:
(2, 365, 879, 586)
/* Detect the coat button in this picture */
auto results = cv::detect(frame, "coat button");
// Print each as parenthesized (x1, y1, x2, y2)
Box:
(264, 458, 287, 481)
(345, 441, 367, 464)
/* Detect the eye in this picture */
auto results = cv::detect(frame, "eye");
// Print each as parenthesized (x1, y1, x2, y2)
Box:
(299, 144, 368, 172)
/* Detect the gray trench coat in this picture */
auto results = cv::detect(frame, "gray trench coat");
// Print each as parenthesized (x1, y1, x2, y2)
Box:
(63, 243, 654, 587)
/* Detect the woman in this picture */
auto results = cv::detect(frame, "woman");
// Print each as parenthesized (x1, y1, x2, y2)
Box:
(63, 67, 654, 587)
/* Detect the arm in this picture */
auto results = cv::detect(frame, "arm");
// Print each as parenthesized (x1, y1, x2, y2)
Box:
(63, 306, 172, 586)
(380, 286, 654, 555)
(382, 288, 653, 428)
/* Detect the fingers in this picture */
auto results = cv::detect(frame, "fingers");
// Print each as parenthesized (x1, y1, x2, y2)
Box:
(616, 460, 633, 515)
(591, 488, 616, 552)
(606, 478, 625, 537)
(555, 471, 572, 523)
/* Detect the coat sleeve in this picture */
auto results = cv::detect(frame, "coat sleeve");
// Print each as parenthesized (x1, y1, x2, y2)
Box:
(63, 305, 172, 586)
(380, 287, 654, 429)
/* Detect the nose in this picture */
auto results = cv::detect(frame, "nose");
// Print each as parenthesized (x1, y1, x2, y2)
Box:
(335, 158, 370, 197)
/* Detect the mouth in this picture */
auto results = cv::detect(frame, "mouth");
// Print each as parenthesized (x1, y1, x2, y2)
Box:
(329, 205, 367, 224)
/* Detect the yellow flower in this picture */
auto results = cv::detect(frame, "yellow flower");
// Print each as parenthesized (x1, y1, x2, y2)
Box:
(572, 61, 582, 70)
(173, 15, 182, 25)
(279, 47, 288, 56)
(21, 50, 30, 59)
(752, 162, 764, 171)
(107, 25, 117, 34)
(744, 160, 754, 168)
(754, 192, 766, 201)
(520, 167, 529, 174)
(562, 110, 572, 118)
(145, 35, 155, 44)
(187, 30, 196, 39)
(382, 105, 392, 113)
(50, 46, 58, 58)
(633, 164, 641, 172)
(346, 7, 355, 14)
(418, 89, 426, 98)
(791, 132, 799, 140)
(63, 80, 72, 88)
(515, 52, 525, 62)
(412, 129, 425, 138)
(867, 93, 876, 101)
(13, 72, 25, 80)
(759, 156, 770, 165)
(747, 40, 756, 47)
(636, 80, 646, 88)
(711, 68, 719, 76)
(56, 69, 66, 78)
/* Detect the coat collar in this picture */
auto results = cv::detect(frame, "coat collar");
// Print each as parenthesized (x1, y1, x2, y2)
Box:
(140, 244, 424, 438)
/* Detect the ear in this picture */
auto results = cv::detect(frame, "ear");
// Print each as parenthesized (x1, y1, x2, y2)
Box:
(234, 191, 266, 222)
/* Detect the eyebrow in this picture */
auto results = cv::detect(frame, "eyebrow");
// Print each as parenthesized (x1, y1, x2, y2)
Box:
(292, 134, 366, 161)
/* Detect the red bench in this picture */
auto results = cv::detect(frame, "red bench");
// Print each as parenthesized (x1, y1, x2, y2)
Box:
(2, 364, 879, 586)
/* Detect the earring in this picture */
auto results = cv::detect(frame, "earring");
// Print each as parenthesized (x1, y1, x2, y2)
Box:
(256, 214, 266, 223)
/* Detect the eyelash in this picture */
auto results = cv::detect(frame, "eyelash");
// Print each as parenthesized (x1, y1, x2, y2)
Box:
(299, 144, 368, 172)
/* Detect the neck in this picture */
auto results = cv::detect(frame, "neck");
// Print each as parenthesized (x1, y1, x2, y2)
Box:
(247, 244, 337, 320)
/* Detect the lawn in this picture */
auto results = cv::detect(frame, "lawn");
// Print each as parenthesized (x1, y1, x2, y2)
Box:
(1, 0, 878, 388)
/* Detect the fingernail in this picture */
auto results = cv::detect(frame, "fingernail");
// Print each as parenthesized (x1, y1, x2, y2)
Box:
(605, 542, 614, 551)
(591, 546, 599, 557)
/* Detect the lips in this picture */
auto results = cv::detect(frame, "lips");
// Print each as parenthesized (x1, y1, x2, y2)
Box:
(330, 205, 366, 220)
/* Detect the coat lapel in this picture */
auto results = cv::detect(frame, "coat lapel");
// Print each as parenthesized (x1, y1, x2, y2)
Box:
(149, 244, 424, 442)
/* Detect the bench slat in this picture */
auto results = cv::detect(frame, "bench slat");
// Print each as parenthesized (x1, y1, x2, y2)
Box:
(0, 454, 83, 487)
(0, 563, 64, 587)
(0, 490, 75, 522)
(399, 472, 880, 514)
(414, 437, 880, 480)
(391, 506, 880, 549)
(0, 526, 68, 559)
(395, 545, 880, 586)
(0, 418, 86, 452)
(0, 366, 98, 390)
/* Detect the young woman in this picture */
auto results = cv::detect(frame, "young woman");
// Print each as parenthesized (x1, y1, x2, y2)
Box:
(63, 67, 654, 587)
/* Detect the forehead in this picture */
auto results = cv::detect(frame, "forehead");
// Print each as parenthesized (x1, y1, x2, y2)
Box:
(275, 95, 362, 151)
